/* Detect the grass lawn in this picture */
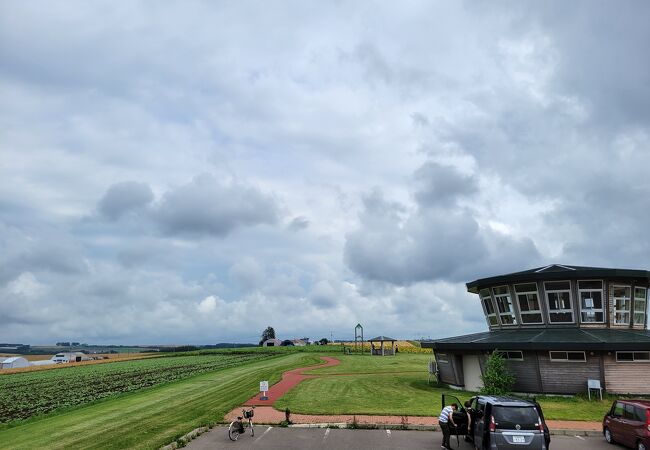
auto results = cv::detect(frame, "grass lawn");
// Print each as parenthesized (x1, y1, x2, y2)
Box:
(0, 353, 322, 450)
(305, 353, 433, 375)
(278, 353, 614, 422)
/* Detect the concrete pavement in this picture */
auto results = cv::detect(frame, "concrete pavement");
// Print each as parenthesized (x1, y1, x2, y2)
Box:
(187, 426, 611, 450)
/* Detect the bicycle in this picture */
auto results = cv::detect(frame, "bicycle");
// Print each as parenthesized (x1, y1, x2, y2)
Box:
(228, 406, 255, 441)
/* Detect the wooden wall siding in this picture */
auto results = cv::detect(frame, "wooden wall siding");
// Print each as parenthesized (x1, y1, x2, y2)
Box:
(604, 354, 650, 394)
(436, 353, 457, 385)
(453, 354, 465, 386)
(506, 353, 542, 392)
(537, 353, 601, 394)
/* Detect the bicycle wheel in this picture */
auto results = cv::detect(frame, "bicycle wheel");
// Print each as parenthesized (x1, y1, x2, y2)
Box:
(228, 423, 240, 441)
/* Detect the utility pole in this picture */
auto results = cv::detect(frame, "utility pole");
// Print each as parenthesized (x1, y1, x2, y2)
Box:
(330, 330, 333, 344)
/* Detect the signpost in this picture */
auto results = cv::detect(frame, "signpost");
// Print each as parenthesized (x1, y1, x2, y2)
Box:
(260, 380, 269, 400)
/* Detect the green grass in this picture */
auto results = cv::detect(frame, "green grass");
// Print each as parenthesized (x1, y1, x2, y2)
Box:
(304, 353, 433, 375)
(0, 353, 322, 450)
(278, 353, 614, 422)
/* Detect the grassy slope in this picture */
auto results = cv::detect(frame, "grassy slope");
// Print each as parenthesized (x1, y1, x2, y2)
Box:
(277, 354, 613, 421)
(0, 353, 321, 450)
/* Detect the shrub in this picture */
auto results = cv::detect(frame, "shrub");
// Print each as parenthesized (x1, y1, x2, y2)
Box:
(480, 350, 515, 395)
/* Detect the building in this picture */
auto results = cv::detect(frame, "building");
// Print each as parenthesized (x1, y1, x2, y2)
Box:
(51, 352, 92, 363)
(262, 339, 282, 347)
(1, 356, 30, 369)
(422, 265, 650, 395)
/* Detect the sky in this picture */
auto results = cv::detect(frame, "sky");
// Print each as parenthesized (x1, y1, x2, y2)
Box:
(1, 1, 649, 345)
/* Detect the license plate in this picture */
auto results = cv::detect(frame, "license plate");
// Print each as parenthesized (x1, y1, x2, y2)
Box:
(512, 435, 526, 443)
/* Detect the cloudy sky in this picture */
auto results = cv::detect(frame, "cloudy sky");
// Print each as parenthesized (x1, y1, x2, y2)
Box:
(1, 1, 649, 345)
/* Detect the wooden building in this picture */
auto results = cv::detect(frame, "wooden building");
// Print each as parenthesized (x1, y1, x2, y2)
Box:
(422, 265, 650, 395)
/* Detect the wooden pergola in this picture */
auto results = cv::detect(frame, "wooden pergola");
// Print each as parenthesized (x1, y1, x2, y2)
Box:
(368, 336, 396, 356)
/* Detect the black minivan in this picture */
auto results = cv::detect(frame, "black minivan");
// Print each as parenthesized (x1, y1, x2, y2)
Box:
(442, 394, 550, 450)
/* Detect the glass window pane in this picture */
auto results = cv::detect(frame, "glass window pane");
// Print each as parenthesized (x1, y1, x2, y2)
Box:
(578, 280, 602, 290)
(493, 286, 508, 295)
(545, 281, 570, 290)
(515, 283, 537, 293)
(488, 316, 499, 326)
(582, 311, 604, 323)
(480, 288, 491, 298)
(550, 311, 573, 323)
(521, 313, 543, 324)
(613, 286, 631, 298)
(633, 352, 650, 361)
(549, 351, 566, 360)
(634, 287, 647, 299)
(634, 313, 645, 324)
(567, 352, 585, 361)
(617, 352, 634, 361)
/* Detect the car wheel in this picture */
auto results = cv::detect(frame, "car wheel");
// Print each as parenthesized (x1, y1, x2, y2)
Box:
(637, 441, 646, 450)
(604, 428, 615, 444)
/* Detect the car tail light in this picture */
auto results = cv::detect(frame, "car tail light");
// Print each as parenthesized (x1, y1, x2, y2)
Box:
(646, 409, 650, 432)
(489, 415, 496, 432)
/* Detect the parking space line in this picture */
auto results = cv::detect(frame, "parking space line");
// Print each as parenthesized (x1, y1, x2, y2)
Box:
(574, 435, 585, 440)
(324, 428, 330, 440)
(254, 426, 272, 443)
(386, 429, 391, 438)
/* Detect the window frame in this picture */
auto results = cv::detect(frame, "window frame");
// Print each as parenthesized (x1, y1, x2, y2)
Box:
(496, 350, 524, 361)
(633, 286, 647, 326)
(514, 283, 544, 325)
(480, 288, 500, 327)
(492, 285, 517, 326)
(612, 284, 632, 325)
(548, 351, 586, 362)
(577, 279, 605, 324)
(544, 280, 575, 324)
(616, 351, 650, 362)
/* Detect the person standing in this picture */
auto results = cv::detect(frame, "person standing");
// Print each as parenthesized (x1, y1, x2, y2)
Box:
(438, 402, 458, 449)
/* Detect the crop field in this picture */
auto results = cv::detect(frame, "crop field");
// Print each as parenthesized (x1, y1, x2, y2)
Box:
(0, 352, 272, 423)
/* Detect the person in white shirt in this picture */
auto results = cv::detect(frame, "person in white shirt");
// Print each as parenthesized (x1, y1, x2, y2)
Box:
(438, 403, 457, 449)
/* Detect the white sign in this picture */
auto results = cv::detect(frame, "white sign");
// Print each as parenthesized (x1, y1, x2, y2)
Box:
(260, 381, 269, 392)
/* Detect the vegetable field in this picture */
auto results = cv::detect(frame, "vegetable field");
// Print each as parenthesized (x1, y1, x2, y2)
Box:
(0, 353, 272, 423)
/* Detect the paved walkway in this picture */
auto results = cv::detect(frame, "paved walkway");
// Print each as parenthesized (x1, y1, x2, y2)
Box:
(226, 356, 602, 433)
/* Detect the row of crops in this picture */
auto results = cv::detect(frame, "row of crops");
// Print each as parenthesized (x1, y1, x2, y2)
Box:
(0, 353, 272, 423)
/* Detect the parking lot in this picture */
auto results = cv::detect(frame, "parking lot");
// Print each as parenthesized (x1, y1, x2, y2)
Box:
(188, 426, 612, 450)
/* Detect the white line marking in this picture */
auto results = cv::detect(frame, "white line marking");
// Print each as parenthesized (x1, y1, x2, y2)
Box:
(574, 435, 585, 440)
(254, 427, 272, 442)
(386, 429, 391, 437)
(324, 428, 330, 440)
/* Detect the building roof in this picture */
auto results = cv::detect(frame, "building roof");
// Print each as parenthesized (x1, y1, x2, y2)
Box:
(1, 356, 27, 364)
(466, 264, 650, 293)
(421, 328, 650, 351)
(368, 336, 396, 342)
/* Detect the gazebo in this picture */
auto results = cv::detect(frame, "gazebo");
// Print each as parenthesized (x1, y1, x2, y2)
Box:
(369, 336, 396, 356)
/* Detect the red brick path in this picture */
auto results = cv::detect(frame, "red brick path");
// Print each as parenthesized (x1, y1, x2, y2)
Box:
(243, 356, 339, 406)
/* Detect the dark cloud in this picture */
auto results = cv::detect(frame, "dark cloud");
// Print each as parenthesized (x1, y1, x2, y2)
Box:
(413, 162, 477, 206)
(154, 175, 280, 237)
(288, 216, 309, 231)
(98, 181, 154, 220)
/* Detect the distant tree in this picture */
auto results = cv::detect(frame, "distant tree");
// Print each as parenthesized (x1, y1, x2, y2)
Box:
(480, 350, 515, 395)
(319, 338, 329, 345)
(259, 326, 276, 346)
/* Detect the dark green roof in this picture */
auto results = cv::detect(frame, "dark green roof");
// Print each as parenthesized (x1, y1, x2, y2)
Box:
(421, 328, 650, 351)
(368, 336, 396, 342)
(466, 264, 650, 293)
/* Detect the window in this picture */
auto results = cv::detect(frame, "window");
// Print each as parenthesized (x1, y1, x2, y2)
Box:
(578, 280, 604, 323)
(437, 353, 449, 363)
(612, 285, 631, 325)
(480, 288, 499, 326)
(544, 281, 574, 323)
(549, 351, 586, 362)
(613, 402, 624, 417)
(634, 287, 647, 326)
(514, 283, 543, 324)
(496, 350, 524, 361)
(492, 286, 517, 325)
(616, 351, 650, 362)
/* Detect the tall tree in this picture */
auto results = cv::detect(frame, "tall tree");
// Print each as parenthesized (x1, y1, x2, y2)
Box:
(259, 326, 276, 346)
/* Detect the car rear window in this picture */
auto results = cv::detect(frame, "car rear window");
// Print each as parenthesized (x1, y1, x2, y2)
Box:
(492, 406, 540, 430)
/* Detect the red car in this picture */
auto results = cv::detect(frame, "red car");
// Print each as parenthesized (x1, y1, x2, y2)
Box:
(603, 399, 650, 450)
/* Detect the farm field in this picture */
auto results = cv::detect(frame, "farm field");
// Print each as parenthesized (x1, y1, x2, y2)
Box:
(276, 353, 615, 422)
(0, 352, 160, 375)
(0, 352, 323, 450)
(0, 353, 271, 422)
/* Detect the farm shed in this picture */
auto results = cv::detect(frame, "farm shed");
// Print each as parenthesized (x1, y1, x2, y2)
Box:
(51, 352, 92, 363)
(1, 356, 29, 369)
(262, 339, 282, 347)
(422, 264, 650, 394)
